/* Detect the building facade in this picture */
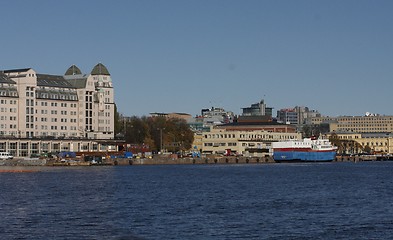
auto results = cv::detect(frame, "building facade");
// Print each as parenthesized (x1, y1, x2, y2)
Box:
(323, 132, 393, 155)
(202, 123, 301, 156)
(277, 108, 298, 124)
(150, 112, 192, 121)
(312, 115, 393, 133)
(200, 107, 234, 125)
(277, 106, 321, 125)
(0, 64, 118, 157)
(241, 99, 273, 117)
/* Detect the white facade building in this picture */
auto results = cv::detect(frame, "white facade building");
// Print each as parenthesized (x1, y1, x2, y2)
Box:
(202, 123, 301, 157)
(0, 64, 118, 157)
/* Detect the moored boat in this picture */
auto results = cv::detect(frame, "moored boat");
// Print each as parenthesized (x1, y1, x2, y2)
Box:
(272, 137, 337, 162)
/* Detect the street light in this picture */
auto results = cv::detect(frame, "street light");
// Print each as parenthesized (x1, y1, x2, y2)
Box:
(157, 128, 165, 153)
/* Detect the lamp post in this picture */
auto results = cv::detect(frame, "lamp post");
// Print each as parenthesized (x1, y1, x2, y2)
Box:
(123, 117, 126, 137)
(157, 128, 165, 153)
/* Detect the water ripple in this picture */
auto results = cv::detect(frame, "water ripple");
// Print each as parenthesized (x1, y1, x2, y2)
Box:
(1, 163, 393, 239)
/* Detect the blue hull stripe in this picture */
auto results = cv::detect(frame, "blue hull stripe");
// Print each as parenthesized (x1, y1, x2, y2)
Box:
(273, 151, 336, 162)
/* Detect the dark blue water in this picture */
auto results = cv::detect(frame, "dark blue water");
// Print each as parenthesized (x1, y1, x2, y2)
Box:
(1, 162, 393, 239)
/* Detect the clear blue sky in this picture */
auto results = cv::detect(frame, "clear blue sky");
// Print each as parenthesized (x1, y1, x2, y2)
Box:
(1, 0, 392, 117)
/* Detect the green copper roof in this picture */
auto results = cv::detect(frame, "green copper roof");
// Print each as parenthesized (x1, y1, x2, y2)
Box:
(91, 63, 110, 75)
(65, 65, 82, 75)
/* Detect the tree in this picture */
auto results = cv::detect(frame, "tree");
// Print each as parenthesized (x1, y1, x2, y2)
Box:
(163, 118, 194, 152)
(113, 104, 122, 136)
(329, 133, 344, 154)
(125, 116, 149, 144)
(302, 125, 311, 138)
(301, 123, 330, 138)
(328, 133, 364, 155)
(301, 124, 320, 138)
(364, 145, 372, 154)
(120, 115, 195, 153)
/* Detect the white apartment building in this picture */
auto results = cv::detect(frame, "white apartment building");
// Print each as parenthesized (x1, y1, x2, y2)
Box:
(0, 63, 119, 157)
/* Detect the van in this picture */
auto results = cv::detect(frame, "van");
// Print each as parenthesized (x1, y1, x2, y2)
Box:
(0, 152, 13, 160)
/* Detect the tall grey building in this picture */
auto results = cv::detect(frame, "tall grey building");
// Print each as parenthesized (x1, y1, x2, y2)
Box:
(241, 99, 273, 117)
(277, 106, 321, 125)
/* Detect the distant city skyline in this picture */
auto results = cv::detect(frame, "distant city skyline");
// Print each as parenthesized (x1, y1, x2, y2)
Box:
(1, 0, 392, 117)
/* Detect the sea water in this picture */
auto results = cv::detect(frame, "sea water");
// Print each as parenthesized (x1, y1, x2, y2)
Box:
(1, 162, 393, 239)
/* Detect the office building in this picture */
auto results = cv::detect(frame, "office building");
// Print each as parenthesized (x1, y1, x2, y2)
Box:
(277, 106, 321, 125)
(241, 99, 273, 117)
(312, 114, 393, 133)
(202, 122, 300, 156)
(0, 63, 118, 157)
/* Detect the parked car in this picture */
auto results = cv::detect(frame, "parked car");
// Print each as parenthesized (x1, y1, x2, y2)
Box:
(0, 152, 14, 160)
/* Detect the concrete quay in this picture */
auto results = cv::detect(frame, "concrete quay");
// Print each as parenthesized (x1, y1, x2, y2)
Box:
(335, 155, 393, 162)
(113, 156, 274, 166)
(0, 155, 391, 167)
(0, 156, 274, 166)
(0, 158, 47, 166)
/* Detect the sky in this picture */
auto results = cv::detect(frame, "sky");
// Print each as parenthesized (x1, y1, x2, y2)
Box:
(1, 0, 392, 117)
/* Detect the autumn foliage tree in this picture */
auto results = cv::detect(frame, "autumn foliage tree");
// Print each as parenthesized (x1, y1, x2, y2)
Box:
(120, 115, 194, 153)
(329, 133, 363, 155)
